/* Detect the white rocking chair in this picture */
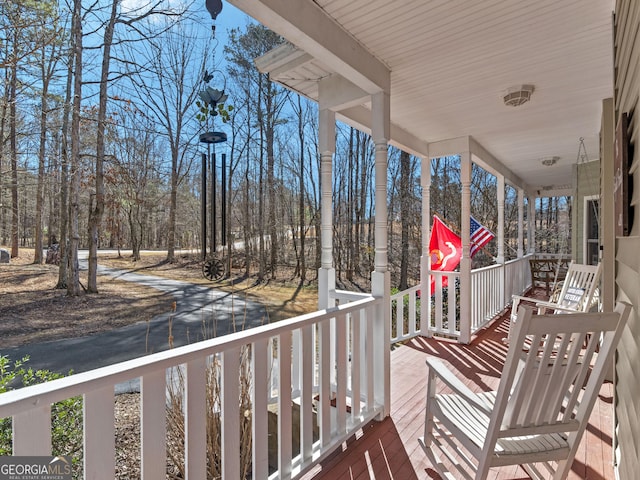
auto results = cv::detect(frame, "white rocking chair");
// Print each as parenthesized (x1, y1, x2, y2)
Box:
(508, 262, 602, 340)
(419, 301, 631, 480)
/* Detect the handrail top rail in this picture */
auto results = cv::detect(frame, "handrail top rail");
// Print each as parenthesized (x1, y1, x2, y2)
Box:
(428, 255, 531, 276)
(471, 263, 502, 274)
(390, 285, 420, 298)
(333, 289, 372, 301)
(0, 296, 380, 417)
(428, 270, 460, 277)
(504, 255, 533, 265)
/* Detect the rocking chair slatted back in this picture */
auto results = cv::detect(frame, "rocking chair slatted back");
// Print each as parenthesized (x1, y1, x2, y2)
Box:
(509, 262, 602, 340)
(502, 309, 607, 432)
(547, 262, 602, 313)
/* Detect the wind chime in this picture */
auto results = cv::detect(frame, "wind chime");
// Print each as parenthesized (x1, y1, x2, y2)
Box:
(200, 0, 228, 281)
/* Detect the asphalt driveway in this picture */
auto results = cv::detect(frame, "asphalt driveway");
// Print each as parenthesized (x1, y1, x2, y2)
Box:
(1, 256, 268, 382)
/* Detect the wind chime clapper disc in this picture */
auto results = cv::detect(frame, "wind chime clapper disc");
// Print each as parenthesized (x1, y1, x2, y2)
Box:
(199, 131, 227, 144)
(202, 257, 224, 281)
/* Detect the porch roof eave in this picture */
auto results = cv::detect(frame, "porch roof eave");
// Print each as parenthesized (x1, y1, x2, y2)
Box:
(256, 44, 539, 193)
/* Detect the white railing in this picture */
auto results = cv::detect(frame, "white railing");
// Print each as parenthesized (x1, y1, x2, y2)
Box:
(470, 263, 503, 333)
(0, 296, 384, 480)
(504, 255, 532, 301)
(334, 288, 423, 345)
(332, 289, 371, 304)
(393, 255, 534, 341)
(425, 271, 461, 338)
(390, 285, 422, 343)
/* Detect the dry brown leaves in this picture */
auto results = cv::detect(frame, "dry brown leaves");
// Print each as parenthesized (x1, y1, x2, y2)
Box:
(0, 251, 173, 348)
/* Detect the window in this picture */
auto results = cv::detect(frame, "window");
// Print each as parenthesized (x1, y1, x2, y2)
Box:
(584, 196, 599, 265)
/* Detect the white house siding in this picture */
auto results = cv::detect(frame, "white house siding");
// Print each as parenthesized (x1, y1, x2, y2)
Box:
(613, 1, 640, 478)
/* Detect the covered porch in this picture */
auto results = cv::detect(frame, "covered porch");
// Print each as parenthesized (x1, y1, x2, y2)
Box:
(301, 301, 615, 480)
(248, 0, 614, 345)
(1, 1, 630, 479)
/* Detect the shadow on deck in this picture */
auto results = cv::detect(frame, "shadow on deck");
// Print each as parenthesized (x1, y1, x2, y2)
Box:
(302, 288, 615, 480)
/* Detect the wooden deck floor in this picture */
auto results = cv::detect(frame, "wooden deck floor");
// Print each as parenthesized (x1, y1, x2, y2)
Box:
(302, 291, 616, 480)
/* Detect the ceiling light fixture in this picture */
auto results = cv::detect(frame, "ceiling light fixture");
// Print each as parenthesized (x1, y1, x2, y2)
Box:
(503, 84, 535, 107)
(540, 156, 559, 167)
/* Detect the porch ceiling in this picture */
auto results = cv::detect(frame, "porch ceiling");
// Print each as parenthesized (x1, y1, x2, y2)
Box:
(228, 0, 614, 193)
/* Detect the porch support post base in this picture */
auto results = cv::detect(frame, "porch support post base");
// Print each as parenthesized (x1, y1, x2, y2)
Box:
(371, 269, 390, 418)
(318, 267, 335, 310)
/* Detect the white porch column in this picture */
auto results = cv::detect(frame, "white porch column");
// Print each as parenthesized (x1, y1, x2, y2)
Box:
(370, 91, 391, 417)
(497, 174, 505, 311)
(420, 155, 432, 338)
(497, 175, 505, 264)
(600, 97, 615, 311)
(517, 188, 524, 257)
(318, 108, 336, 310)
(460, 152, 472, 344)
(527, 195, 536, 254)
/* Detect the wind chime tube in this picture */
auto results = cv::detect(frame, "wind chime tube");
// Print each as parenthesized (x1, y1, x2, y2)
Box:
(222, 153, 226, 246)
(212, 150, 216, 254)
(201, 152, 207, 260)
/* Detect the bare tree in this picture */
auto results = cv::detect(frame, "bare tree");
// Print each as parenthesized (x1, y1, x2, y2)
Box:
(398, 150, 411, 290)
(0, 0, 60, 258)
(0, 67, 9, 246)
(86, 0, 119, 292)
(67, 0, 83, 296)
(225, 24, 288, 281)
(34, 6, 65, 264)
(56, 16, 75, 290)
(126, 14, 200, 264)
(293, 95, 307, 281)
(111, 105, 158, 261)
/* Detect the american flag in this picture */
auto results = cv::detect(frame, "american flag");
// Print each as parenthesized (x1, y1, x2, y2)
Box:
(469, 216, 494, 258)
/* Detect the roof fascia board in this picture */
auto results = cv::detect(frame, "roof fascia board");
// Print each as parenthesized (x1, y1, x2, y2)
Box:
(228, 0, 390, 93)
(429, 136, 529, 190)
(254, 43, 314, 78)
(337, 105, 429, 158)
(427, 136, 471, 159)
(319, 74, 370, 111)
(531, 186, 574, 197)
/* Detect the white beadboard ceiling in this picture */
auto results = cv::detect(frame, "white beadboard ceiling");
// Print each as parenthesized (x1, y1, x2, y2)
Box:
(229, 0, 615, 193)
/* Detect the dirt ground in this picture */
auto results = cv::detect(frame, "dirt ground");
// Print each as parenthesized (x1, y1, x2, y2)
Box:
(0, 249, 318, 349)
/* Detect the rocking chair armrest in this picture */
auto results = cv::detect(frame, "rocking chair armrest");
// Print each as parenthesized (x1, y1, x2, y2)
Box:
(425, 358, 493, 415)
(534, 300, 578, 313)
(511, 295, 538, 308)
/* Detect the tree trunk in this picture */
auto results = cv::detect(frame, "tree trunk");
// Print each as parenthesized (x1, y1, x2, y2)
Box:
(399, 150, 411, 290)
(257, 82, 265, 282)
(67, 0, 83, 297)
(167, 158, 178, 262)
(34, 59, 52, 264)
(359, 133, 368, 274)
(87, 0, 117, 293)
(297, 96, 306, 282)
(0, 71, 8, 247)
(346, 127, 354, 281)
(243, 104, 251, 277)
(34, 96, 46, 264)
(267, 107, 277, 279)
(9, 33, 19, 259)
(129, 204, 141, 262)
(56, 37, 74, 290)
